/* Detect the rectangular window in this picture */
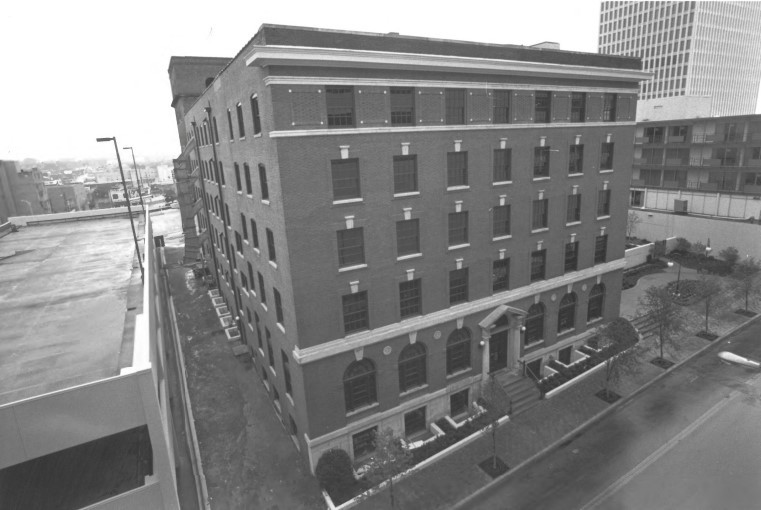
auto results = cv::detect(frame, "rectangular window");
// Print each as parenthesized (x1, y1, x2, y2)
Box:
(404, 407, 427, 438)
(236, 102, 245, 138)
(251, 95, 261, 135)
(390, 87, 415, 126)
(396, 219, 420, 257)
(595, 235, 608, 263)
(532, 199, 549, 230)
(266, 328, 274, 368)
(331, 158, 361, 200)
(448, 211, 469, 246)
(282, 351, 292, 395)
(227, 109, 234, 140)
(393, 155, 418, 194)
(337, 227, 365, 267)
(567, 194, 581, 223)
(565, 241, 579, 272)
(493, 149, 511, 182)
(235, 164, 242, 191)
(250, 219, 259, 249)
(235, 231, 243, 254)
(569, 144, 584, 174)
(445, 89, 466, 124)
(600, 143, 615, 170)
(571, 92, 586, 122)
(447, 151, 468, 187)
(244, 164, 252, 194)
(241, 214, 248, 241)
(352, 427, 377, 459)
(274, 288, 284, 325)
(449, 268, 469, 304)
(450, 389, 469, 417)
(492, 258, 510, 292)
(530, 249, 546, 282)
(534, 91, 551, 123)
(492, 205, 511, 237)
(248, 262, 255, 294)
(602, 93, 617, 121)
(493, 90, 510, 124)
(258, 164, 269, 201)
(343, 291, 369, 333)
(597, 189, 611, 217)
(326, 86, 354, 127)
(399, 279, 422, 318)
(265, 228, 276, 262)
(258, 272, 267, 304)
(534, 147, 550, 178)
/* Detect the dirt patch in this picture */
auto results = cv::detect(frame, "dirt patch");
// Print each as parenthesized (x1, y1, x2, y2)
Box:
(595, 389, 622, 404)
(650, 357, 675, 370)
(478, 456, 509, 479)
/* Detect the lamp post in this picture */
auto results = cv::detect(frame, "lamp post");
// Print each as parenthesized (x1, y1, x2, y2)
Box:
(668, 260, 682, 295)
(96, 136, 144, 281)
(123, 146, 145, 210)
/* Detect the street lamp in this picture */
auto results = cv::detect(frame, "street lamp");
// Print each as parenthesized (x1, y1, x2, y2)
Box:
(96, 136, 144, 281)
(123, 146, 145, 210)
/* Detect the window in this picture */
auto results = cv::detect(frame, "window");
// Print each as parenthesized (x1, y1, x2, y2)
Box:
(448, 212, 469, 246)
(571, 92, 586, 122)
(218, 162, 225, 185)
(449, 268, 469, 305)
(450, 388, 469, 417)
(390, 87, 415, 126)
(396, 219, 420, 257)
(343, 291, 369, 333)
(597, 189, 611, 217)
(234, 164, 242, 191)
(594, 235, 608, 263)
(258, 164, 269, 200)
(393, 155, 418, 194)
(235, 231, 243, 254)
(250, 219, 259, 249)
(564, 241, 579, 272)
(326, 86, 354, 127)
(493, 90, 510, 124)
(331, 158, 360, 200)
(241, 214, 248, 241)
(289, 415, 297, 437)
(446, 328, 471, 374)
(493, 205, 511, 238)
(530, 249, 546, 282)
(602, 93, 617, 121)
(559, 346, 572, 365)
(447, 151, 468, 187)
(282, 351, 292, 395)
(557, 293, 577, 332)
(274, 288, 284, 325)
(569, 145, 584, 174)
(352, 426, 377, 458)
(227, 109, 234, 140)
(254, 312, 262, 348)
(212, 117, 219, 143)
(225, 204, 231, 225)
(492, 258, 510, 292)
(567, 194, 582, 223)
(532, 199, 549, 230)
(600, 143, 615, 170)
(644, 127, 664, 144)
(404, 407, 427, 437)
(344, 360, 377, 412)
(247, 263, 255, 294)
(251, 95, 261, 135)
(244, 164, 252, 194)
(525, 303, 545, 344)
(534, 147, 550, 178)
(493, 149, 511, 182)
(587, 284, 605, 321)
(266, 328, 274, 368)
(399, 278, 422, 319)
(398, 343, 426, 391)
(266, 228, 276, 262)
(337, 227, 365, 267)
(445, 89, 466, 124)
(236, 102, 245, 138)
(258, 272, 266, 304)
(535, 91, 551, 123)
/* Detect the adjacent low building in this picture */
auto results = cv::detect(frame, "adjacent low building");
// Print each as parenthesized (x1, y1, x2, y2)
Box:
(0, 161, 50, 221)
(46, 182, 88, 212)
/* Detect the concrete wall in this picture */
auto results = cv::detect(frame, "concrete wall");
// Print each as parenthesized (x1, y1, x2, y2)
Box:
(625, 242, 654, 267)
(636, 95, 712, 122)
(636, 187, 761, 220)
(630, 209, 761, 259)
(9, 206, 139, 226)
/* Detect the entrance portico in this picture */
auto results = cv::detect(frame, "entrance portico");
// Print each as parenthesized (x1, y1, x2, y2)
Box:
(478, 304, 527, 381)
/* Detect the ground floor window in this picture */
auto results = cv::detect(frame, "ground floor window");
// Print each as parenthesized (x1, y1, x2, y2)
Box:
(450, 388, 469, 418)
(352, 426, 377, 460)
(558, 346, 572, 365)
(404, 407, 427, 438)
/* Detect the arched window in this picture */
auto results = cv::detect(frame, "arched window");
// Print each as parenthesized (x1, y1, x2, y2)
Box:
(446, 328, 471, 375)
(343, 359, 377, 413)
(525, 303, 545, 345)
(557, 293, 577, 332)
(398, 343, 427, 392)
(587, 284, 606, 322)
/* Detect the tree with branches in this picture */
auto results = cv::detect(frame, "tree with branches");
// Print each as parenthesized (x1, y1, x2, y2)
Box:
(638, 285, 685, 361)
(694, 274, 725, 334)
(596, 318, 642, 399)
(719, 246, 739, 267)
(363, 428, 413, 510)
(626, 210, 642, 239)
(732, 257, 761, 312)
(480, 375, 511, 472)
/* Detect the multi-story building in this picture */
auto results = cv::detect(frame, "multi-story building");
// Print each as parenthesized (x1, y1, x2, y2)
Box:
(46, 182, 88, 212)
(631, 114, 761, 218)
(169, 25, 647, 470)
(0, 160, 50, 221)
(599, 1, 761, 119)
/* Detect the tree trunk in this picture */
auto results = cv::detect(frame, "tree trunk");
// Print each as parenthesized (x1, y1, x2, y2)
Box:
(492, 426, 497, 469)
(705, 299, 709, 333)
(659, 325, 664, 359)
(389, 477, 395, 509)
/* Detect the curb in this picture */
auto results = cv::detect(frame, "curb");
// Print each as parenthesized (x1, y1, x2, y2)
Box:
(453, 313, 761, 510)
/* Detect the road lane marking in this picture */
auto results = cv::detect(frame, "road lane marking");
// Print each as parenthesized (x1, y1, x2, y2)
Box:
(579, 393, 738, 510)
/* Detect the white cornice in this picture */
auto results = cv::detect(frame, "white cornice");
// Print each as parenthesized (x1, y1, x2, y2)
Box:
(292, 259, 626, 365)
(269, 121, 636, 138)
(247, 45, 651, 82)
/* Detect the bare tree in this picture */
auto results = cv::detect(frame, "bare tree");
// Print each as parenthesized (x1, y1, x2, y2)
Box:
(626, 210, 642, 239)
(596, 318, 642, 399)
(694, 274, 725, 333)
(480, 375, 511, 471)
(363, 428, 413, 510)
(732, 257, 761, 312)
(638, 285, 685, 361)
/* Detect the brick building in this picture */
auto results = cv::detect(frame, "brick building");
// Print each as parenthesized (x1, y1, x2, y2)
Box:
(0, 160, 50, 221)
(46, 182, 88, 212)
(168, 25, 647, 470)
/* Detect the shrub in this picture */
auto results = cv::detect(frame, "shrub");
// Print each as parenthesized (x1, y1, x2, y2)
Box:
(719, 246, 739, 266)
(315, 449, 355, 496)
(674, 237, 691, 253)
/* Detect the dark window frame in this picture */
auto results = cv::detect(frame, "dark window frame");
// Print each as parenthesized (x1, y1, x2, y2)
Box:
(492, 258, 510, 292)
(344, 360, 377, 413)
(399, 278, 423, 319)
(331, 158, 361, 201)
(398, 343, 427, 392)
(390, 87, 415, 126)
(326, 86, 355, 128)
(337, 227, 366, 267)
(449, 268, 469, 305)
(342, 291, 369, 333)
(530, 249, 547, 282)
(446, 328, 472, 374)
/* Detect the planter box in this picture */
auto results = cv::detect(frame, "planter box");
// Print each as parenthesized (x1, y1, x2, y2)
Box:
(224, 327, 241, 341)
(215, 306, 230, 317)
(545, 360, 607, 399)
(208, 289, 220, 298)
(211, 296, 226, 307)
(220, 315, 236, 328)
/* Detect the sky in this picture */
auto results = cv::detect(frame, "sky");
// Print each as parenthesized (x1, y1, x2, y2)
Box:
(1, 0, 756, 163)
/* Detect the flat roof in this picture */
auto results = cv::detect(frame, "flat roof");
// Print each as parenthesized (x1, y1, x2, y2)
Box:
(0, 217, 141, 405)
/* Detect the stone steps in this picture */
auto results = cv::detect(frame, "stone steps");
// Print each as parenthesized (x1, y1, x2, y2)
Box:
(497, 373, 542, 417)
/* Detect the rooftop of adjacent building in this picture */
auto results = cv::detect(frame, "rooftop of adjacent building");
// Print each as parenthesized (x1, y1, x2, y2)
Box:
(636, 111, 761, 126)
(0, 216, 142, 406)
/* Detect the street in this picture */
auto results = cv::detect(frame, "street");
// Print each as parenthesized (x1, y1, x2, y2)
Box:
(465, 319, 761, 510)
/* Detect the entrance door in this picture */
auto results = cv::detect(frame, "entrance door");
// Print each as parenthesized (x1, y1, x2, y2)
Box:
(489, 330, 508, 372)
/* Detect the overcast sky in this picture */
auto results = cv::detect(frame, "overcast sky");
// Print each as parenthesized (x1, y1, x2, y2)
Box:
(1, 0, 757, 163)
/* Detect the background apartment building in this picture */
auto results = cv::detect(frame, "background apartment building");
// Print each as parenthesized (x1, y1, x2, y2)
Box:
(599, 1, 761, 119)
(169, 25, 646, 470)
(0, 161, 50, 221)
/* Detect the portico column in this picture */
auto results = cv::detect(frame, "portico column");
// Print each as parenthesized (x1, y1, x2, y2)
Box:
(511, 316, 525, 370)
(481, 329, 491, 382)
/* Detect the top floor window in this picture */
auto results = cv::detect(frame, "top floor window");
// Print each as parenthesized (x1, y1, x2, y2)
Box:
(445, 89, 466, 125)
(602, 93, 617, 122)
(493, 90, 510, 124)
(390, 87, 415, 126)
(534, 91, 551, 123)
(227, 109, 234, 140)
(571, 92, 586, 122)
(326, 86, 355, 128)
(236, 102, 246, 138)
(251, 95, 261, 135)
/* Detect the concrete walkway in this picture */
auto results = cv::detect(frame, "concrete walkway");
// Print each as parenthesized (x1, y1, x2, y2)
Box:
(619, 262, 699, 319)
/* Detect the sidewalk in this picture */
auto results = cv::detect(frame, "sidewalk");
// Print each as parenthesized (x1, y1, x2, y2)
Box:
(354, 263, 752, 510)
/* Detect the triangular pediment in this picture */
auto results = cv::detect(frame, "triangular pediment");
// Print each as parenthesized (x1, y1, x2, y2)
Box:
(478, 304, 528, 330)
